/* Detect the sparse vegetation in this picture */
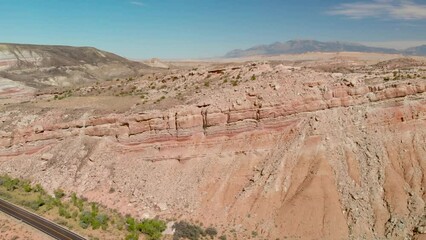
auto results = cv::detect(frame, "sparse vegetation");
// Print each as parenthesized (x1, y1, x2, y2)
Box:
(54, 89, 73, 100)
(54, 188, 65, 199)
(173, 221, 218, 240)
(0, 175, 169, 240)
(205, 227, 218, 238)
(124, 217, 167, 240)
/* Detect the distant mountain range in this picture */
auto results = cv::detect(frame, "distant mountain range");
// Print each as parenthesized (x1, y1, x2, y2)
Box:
(224, 40, 426, 58)
(404, 45, 426, 56)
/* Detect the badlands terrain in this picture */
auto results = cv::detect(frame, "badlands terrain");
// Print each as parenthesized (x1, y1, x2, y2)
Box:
(0, 44, 426, 239)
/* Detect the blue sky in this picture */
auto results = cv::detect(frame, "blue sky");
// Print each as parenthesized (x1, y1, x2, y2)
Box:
(1, 0, 426, 59)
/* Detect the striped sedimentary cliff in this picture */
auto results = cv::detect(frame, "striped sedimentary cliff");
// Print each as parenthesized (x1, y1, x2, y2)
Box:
(0, 75, 425, 239)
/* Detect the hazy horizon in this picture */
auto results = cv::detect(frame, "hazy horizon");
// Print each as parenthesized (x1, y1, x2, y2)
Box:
(1, 0, 426, 59)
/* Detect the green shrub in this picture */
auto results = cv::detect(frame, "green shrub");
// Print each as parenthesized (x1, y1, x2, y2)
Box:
(54, 189, 65, 199)
(126, 217, 137, 232)
(91, 203, 99, 217)
(29, 195, 46, 210)
(79, 221, 90, 229)
(22, 182, 32, 192)
(92, 214, 108, 230)
(59, 207, 72, 219)
(79, 211, 92, 229)
(137, 219, 166, 240)
(1, 176, 20, 191)
(173, 221, 205, 240)
(52, 198, 63, 207)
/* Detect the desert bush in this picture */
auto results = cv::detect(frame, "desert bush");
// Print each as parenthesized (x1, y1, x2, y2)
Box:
(205, 227, 218, 238)
(0, 176, 20, 191)
(59, 206, 72, 219)
(173, 221, 205, 240)
(92, 214, 108, 230)
(24, 195, 47, 211)
(78, 203, 108, 230)
(126, 217, 137, 231)
(22, 181, 32, 192)
(79, 211, 92, 229)
(54, 189, 65, 199)
(137, 219, 166, 240)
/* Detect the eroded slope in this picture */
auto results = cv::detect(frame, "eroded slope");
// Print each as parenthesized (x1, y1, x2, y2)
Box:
(0, 57, 425, 239)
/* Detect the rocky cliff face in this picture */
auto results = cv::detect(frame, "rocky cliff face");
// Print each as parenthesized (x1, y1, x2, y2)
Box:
(0, 56, 425, 239)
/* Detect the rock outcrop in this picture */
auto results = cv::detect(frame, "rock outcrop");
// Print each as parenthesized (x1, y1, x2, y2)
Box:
(0, 58, 425, 239)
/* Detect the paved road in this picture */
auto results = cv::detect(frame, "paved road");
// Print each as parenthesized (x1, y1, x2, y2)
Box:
(0, 198, 86, 240)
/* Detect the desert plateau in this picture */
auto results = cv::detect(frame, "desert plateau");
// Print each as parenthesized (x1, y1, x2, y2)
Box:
(0, 42, 425, 240)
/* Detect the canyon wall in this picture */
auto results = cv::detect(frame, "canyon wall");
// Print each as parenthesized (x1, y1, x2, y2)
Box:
(0, 67, 425, 239)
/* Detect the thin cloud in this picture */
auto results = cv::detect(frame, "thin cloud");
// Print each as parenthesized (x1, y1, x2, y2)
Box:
(130, 1, 144, 7)
(327, 0, 426, 20)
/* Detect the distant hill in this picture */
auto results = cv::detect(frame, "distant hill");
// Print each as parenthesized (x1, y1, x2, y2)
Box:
(0, 43, 146, 88)
(224, 40, 407, 58)
(404, 45, 426, 56)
